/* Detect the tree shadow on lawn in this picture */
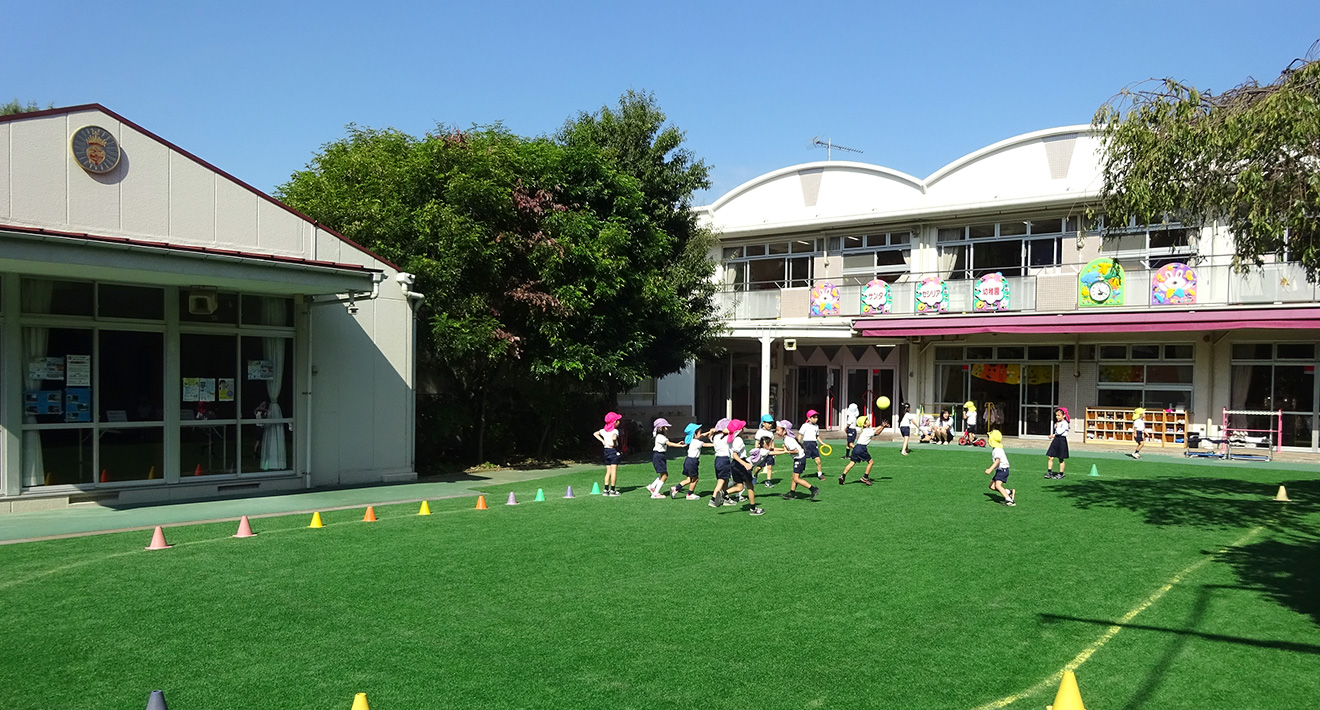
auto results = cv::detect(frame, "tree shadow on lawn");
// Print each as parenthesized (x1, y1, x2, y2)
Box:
(1054, 476, 1320, 626)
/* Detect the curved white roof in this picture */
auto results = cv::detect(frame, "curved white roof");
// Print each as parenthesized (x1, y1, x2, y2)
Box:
(702, 126, 1102, 236)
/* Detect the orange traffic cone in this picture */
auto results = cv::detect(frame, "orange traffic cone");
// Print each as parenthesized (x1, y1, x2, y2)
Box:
(362, 506, 377, 522)
(194, 464, 203, 476)
(233, 515, 257, 538)
(475, 495, 488, 510)
(99, 469, 109, 483)
(145, 525, 172, 550)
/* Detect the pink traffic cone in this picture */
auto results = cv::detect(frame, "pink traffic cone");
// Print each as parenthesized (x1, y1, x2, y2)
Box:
(233, 515, 257, 538)
(506, 491, 518, 505)
(145, 525, 172, 550)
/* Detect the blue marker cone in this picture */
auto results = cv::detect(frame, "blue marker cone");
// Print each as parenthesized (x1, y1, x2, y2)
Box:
(564, 485, 575, 498)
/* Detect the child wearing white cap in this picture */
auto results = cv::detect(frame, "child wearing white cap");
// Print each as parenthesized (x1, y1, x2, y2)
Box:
(647, 418, 686, 498)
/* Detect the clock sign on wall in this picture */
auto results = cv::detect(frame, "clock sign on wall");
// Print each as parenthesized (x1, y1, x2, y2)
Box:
(70, 125, 121, 174)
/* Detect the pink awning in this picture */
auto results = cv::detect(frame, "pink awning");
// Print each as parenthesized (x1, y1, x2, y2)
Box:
(853, 307, 1320, 337)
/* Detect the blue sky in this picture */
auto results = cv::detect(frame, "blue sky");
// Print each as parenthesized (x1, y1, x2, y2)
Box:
(4, 1, 1316, 203)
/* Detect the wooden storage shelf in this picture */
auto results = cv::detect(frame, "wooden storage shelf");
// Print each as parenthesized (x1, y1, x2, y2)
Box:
(1084, 407, 1187, 447)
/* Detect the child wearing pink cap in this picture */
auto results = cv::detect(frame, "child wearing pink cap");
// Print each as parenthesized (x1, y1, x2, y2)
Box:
(593, 412, 623, 496)
(721, 420, 766, 515)
(799, 409, 824, 478)
(709, 419, 743, 509)
(1046, 407, 1070, 479)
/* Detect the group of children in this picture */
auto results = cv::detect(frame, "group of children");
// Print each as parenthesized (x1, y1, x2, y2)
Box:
(594, 403, 1143, 512)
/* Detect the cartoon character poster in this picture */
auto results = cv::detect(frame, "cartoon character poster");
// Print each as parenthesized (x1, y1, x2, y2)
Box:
(973, 272, 1011, 312)
(860, 279, 892, 315)
(1079, 258, 1125, 307)
(810, 282, 841, 317)
(915, 277, 948, 315)
(1152, 262, 1197, 305)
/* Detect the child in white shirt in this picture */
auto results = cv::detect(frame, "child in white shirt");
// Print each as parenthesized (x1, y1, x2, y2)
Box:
(672, 423, 711, 500)
(647, 418, 687, 498)
(984, 430, 1015, 506)
(840, 415, 885, 486)
(592, 412, 623, 496)
(799, 409, 824, 477)
(1131, 407, 1147, 460)
(1046, 407, 1070, 478)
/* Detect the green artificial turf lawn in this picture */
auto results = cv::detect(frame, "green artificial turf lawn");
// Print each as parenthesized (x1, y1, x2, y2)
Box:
(1, 445, 1317, 709)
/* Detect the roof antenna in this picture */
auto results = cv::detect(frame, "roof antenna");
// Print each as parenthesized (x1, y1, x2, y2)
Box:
(809, 136, 863, 161)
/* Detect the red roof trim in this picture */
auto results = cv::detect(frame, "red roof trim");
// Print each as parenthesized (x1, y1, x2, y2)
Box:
(0, 222, 379, 274)
(0, 104, 399, 271)
(854, 308, 1320, 337)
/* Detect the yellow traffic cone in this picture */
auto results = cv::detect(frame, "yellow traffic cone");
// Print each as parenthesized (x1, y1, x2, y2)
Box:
(419, 500, 431, 515)
(351, 692, 370, 710)
(308, 511, 324, 528)
(1050, 670, 1086, 710)
(1275, 485, 1291, 502)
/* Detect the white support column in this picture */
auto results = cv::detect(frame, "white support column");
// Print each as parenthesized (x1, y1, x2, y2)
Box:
(725, 353, 733, 420)
(760, 335, 772, 417)
(2, 275, 22, 497)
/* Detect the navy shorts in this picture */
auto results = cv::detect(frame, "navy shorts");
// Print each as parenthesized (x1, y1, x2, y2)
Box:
(846, 427, 857, 444)
(731, 460, 755, 485)
(682, 457, 700, 478)
(849, 443, 871, 463)
(603, 447, 621, 465)
(763, 454, 776, 467)
(651, 451, 667, 474)
(992, 467, 1010, 482)
(804, 441, 820, 458)
(899, 426, 911, 437)
(793, 457, 807, 474)
(714, 456, 731, 480)
(1134, 431, 1145, 443)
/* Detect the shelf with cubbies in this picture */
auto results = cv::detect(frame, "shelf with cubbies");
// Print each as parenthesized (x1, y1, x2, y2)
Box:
(1083, 407, 1187, 447)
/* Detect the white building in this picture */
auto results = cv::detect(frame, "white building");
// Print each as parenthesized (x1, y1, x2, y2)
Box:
(0, 105, 419, 512)
(636, 126, 1320, 452)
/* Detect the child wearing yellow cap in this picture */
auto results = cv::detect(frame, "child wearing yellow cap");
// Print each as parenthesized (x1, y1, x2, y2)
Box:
(983, 430, 1015, 506)
(1131, 408, 1146, 460)
(839, 414, 885, 486)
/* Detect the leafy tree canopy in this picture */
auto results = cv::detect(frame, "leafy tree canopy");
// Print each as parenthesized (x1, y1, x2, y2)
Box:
(277, 95, 720, 461)
(1, 99, 51, 116)
(1094, 45, 1320, 276)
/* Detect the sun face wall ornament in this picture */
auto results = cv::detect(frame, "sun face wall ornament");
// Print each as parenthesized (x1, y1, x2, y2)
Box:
(70, 125, 121, 174)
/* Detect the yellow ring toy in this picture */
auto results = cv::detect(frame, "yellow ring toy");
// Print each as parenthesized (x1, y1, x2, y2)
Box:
(819, 443, 833, 457)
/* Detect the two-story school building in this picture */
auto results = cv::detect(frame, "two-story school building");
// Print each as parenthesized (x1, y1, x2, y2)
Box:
(0, 105, 419, 513)
(630, 125, 1320, 452)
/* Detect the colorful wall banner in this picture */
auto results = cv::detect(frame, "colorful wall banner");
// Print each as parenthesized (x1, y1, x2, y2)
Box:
(973, 272, 1011, 312)
(1079, 258, 1125, 307)
(809, 281, 841, 317)
(1152, 262, 1197, 305)
(969, 363, 1057, 385)
(915, 277, 948, 315)
(860, 279, 892, 314)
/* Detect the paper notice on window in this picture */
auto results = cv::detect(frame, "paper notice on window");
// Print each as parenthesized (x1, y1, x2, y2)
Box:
(66, 355, 91, 387)
(64, 387, 92, 422)
(28, 357, 66, 381)
(198, 378, 216, 402)
(182, 377, 201, 402)
(217, 378, 235, 402)
(247, 360, 274, 381)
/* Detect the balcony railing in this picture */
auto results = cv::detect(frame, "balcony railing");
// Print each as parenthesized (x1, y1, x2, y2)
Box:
(715, 260, 1320, 321)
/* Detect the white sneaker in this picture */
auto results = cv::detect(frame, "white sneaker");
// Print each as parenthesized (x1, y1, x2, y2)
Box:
(650, 491, 665, 499)
(686, 493, 700, 500)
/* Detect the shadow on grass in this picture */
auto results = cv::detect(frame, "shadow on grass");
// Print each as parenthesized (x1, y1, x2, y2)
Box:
(1055, 476, 1320, 627)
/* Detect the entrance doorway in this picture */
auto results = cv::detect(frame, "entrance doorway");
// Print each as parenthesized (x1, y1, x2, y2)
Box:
(936, 363, 1059, 436)
(845, 367, 897, 428)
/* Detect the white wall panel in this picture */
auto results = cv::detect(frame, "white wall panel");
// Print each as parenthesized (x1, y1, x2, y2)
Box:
(168, 151, 216, 244)
(8, 116, 68, 225)
(215, 178, 258, 249)
(257, 199, 303, 255)
(118, 124, 170, 237)
(67, 116, 123, 232)
(0, 123, 10, 219)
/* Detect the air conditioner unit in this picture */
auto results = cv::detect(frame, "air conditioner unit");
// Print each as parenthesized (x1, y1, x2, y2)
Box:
(188, 288, 218, 315)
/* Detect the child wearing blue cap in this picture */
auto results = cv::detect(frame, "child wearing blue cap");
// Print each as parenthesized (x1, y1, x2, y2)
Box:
(671, 423, 712, 500)
(754, 414, 777, 487)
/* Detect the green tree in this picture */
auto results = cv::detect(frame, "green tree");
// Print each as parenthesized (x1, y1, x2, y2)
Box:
(278, 119, 720, 463)
(1093, 47, 1320, 276)
(1, 100, 51, 116)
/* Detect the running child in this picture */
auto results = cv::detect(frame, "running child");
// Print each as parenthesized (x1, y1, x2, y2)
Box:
(592, 412, 623, 496)
(777, 420, 821, 501)
(984, 430, 1015, 506)
(709, 418, 740, 507)
(1131, 407, 1146, 459)
(844, 403, 860, 456)
(725, 425, 766, 515)
(898, 403, 917, 455)
(799, 409, 825, 478)
(754, 414, 777, 487)
(839, 414, 884, 486)
(1046, 407, 1070, 479)
(647, 418, 686, 498)
(672, 423, 709, 500)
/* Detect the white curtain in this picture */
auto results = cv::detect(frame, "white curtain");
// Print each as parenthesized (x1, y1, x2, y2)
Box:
(937, 246, 960, 279)
(20, 280, 53, 486)
(259, 298, 288, 470)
